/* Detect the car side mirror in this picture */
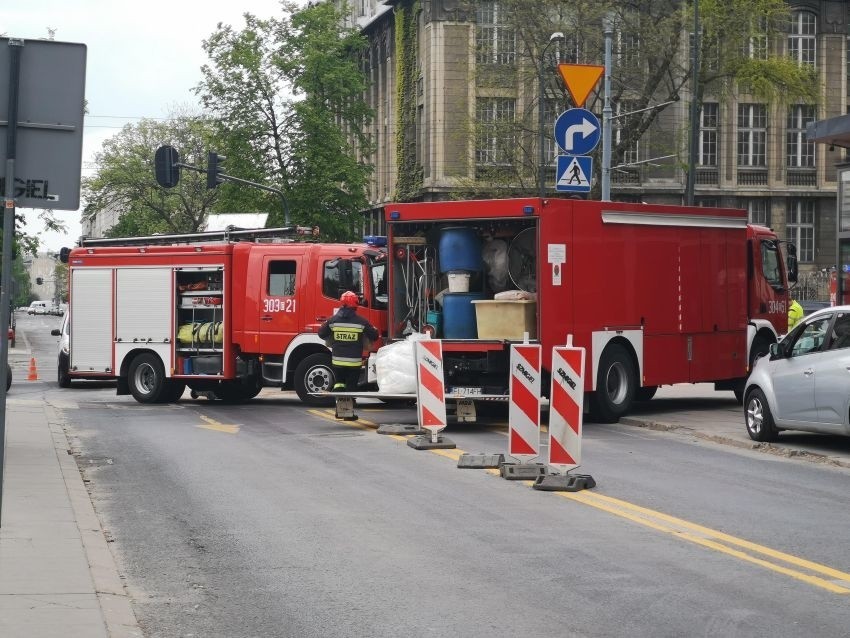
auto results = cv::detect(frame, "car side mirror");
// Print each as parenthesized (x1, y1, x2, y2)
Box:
(51, 329, 60, 336)
(769, 342, 782, 359)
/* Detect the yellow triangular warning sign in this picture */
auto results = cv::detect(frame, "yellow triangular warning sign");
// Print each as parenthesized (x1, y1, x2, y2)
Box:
(557, 64, 604, 108)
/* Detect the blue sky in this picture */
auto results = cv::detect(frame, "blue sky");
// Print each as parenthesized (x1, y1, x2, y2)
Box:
(4, 0, 288, 251)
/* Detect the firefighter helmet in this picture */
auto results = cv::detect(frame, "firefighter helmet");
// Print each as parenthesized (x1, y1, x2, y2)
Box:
(340, 291, 359, 308)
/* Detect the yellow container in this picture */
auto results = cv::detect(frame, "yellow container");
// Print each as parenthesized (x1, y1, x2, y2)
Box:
(471, 300, 537, 340)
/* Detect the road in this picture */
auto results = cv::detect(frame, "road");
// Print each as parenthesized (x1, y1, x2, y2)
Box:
(15, 313, 850, 637)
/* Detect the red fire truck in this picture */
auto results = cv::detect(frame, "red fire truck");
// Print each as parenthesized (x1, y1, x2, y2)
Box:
(60, 227, 388, 405)
(379, 197, 796, 422)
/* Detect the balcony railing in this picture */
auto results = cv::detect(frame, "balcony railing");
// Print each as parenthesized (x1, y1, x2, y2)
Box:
(695, 168, 718, 185)
(786, 170, 816, 187)
(737, 170, 768, 186)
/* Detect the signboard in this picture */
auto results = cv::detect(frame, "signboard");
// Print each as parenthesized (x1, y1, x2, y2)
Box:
(556, 155, 592, 193)
(0, 38, 87, 210)
(557, 63, 603, 108)
(554, 108, 600, 155)
(508, 344, 542, 461)
(548, 342, 586, 473)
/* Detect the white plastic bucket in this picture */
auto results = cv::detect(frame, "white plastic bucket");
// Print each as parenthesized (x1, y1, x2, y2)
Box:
(447, 271, 470, 293)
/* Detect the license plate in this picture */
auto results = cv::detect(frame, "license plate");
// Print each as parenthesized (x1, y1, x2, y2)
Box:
(450, 386, 482, 396)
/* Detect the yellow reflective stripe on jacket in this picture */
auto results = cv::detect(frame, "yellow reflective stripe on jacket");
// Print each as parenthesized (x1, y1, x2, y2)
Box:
(332, 356, 363, 367)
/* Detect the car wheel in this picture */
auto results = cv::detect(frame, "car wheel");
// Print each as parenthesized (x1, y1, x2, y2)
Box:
(128, 353, 167, 404)
(745, 388, 779, 442)
(294, 353, 336, 406)
(589, 343, 637, 423)
(58, 358, 72, 388)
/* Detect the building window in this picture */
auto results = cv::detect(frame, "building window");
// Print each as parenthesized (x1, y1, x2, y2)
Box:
(788, 10, 816, 67)
(786, 105, 816, 168)
(617, 31, 640, 67)
(476, 2, 515, 65)
(699, 102, 718, 166)
(543, 98, 559, 165)
(741, 198, 770, 226)
(614, 100, 640, 165)
(741, 18, 768, 60)
(476, 98, 515, 165)
(737, 103, 767, 167)
(695, 197, 719, 208)
(787, 199, 816, 262)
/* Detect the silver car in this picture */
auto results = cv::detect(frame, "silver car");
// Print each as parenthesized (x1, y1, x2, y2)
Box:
(745, 305, 850, 441)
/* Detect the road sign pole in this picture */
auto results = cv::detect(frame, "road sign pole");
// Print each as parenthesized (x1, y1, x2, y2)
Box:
(0, 39, 24, 527)
(601, 16, 614, 201)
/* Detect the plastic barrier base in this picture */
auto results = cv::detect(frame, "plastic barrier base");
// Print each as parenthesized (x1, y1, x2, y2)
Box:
(500, 462, 547, 480)
(377, 423, 424, 435)
(407, 433, 456, 450)
(533, 473, 596, 492)
(334, 397, 357, 420)
(457, 453, 505, 469)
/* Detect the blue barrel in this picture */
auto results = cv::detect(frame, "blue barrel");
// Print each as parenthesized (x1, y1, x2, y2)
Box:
(441, 292, 484, 339)
(439, 227, 482, 273)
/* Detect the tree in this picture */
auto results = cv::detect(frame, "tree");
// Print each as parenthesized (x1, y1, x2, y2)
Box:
(463, 0, 817, 197)
(196, 3, 373, 240)
(83, 114, 221, 236)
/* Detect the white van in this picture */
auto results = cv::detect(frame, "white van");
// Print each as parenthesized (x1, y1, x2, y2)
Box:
(27, 301, 49, 315)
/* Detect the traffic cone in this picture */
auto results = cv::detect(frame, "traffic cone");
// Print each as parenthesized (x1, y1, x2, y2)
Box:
(27, 358, 39, 381)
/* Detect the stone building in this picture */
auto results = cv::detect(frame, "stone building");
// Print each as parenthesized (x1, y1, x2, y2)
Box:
(343, 0, 848, 295)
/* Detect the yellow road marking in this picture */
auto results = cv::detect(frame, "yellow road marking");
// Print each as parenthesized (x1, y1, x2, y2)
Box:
(302, 409, 850, 595)
(196, 415, 240, 434)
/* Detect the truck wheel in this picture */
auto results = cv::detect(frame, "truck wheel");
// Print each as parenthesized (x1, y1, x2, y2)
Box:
(214, 379, 262, 403)
(589, 343, 636, 423)
(163, 381, 186, 403)
(58, 362, 71, 388)
(128, 353, 167, 404)
(635, 385, 657, 402)
(6, 363, 10, 391)
(294, 353, 335, 406)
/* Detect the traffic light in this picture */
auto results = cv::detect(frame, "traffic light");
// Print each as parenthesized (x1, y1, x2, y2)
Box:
(35, 277, 43, 285)
(154, 145, 180, 188)
(206, 151, 226, 189)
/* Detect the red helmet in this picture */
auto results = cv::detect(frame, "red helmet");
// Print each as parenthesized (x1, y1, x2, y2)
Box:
(340, 291, 359, 308)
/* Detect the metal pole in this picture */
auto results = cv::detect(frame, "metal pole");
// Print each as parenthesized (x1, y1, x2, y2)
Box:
(538, 33, 564, 199)
(685, 0, 700, 205)
(0, 39, 24, 526)
(601, 16, 614, 201)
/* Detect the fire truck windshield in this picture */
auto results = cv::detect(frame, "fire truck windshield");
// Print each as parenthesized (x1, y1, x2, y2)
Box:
(761, 240, 784, 289)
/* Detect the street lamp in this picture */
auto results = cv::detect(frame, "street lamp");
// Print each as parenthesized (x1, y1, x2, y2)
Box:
(538, 31, 565, 198)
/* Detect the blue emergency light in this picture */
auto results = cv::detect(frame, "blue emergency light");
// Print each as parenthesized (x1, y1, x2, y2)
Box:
(364, 235, 387, 247)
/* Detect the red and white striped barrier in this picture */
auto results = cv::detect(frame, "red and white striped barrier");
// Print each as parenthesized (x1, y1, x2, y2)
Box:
(509, 344, 542, 461)
(415, 339, 447, 435)
(547, 339, 586, 473)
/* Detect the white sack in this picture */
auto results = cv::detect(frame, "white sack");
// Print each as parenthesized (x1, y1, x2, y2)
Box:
(376, 332, 429, 394)
(482, 238, 509, 292)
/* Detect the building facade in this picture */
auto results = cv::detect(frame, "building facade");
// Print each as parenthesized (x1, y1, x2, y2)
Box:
(345, 0, 848, 297)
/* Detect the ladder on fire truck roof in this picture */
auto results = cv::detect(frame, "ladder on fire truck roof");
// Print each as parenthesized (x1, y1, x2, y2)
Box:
(77, 225, 320, 248)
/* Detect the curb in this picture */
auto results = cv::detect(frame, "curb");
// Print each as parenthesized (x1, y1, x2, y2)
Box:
(619, 416, 850, 470)
(45, 404, 143, 638)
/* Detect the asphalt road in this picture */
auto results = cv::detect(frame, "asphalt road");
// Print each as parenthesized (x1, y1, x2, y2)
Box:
(17, 313, 850, 638)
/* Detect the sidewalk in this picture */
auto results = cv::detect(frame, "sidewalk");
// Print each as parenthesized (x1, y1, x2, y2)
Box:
(0, 337, 141, 638)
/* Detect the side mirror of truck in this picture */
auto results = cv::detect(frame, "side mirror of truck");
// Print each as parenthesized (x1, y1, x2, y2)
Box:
(786, 243, 798, 283)
(50, 329, 60, 337)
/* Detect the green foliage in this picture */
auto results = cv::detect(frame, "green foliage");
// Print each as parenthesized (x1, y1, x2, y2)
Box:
(84, 115, 221, 235)
(196, 3, 374, 240)
(393, 0, 423, 201)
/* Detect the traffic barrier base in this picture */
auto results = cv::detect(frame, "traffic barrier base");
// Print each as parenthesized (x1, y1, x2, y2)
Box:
(457, 453, 504, 469)
(499, 462, 547, 480)
(533, 473, 596, 492)
(407, 432, 456, 450)
(377, 423, 424, 435)
(334, 397, 358, 421)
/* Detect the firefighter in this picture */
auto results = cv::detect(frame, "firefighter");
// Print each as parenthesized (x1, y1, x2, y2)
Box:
(318, 291, 379, 392)
(787, 299, 804, 332)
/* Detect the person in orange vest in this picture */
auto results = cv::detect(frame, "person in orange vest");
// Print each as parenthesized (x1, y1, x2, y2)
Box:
(787, 299, 803, 332)
(318, 291, 379, 392)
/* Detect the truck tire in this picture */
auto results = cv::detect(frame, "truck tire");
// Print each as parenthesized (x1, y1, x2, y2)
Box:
(589, 343, 636, 423)
(214, 378, 262, 403)
(294, 352, 335, 406)
(6, 363, 10, 391)
(128, 353, 168, 404)
(58, 359, 72, 388)
(635, 385, 657, 402)
(163, 381, 186, 403)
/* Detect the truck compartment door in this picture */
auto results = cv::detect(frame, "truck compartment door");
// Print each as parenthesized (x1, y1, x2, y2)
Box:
(70, 268, 114, 373)
(115, 268, 174, 372)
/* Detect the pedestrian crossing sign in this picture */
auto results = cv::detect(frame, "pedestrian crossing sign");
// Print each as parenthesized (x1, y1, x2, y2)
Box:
(556, 155, 592, 193)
